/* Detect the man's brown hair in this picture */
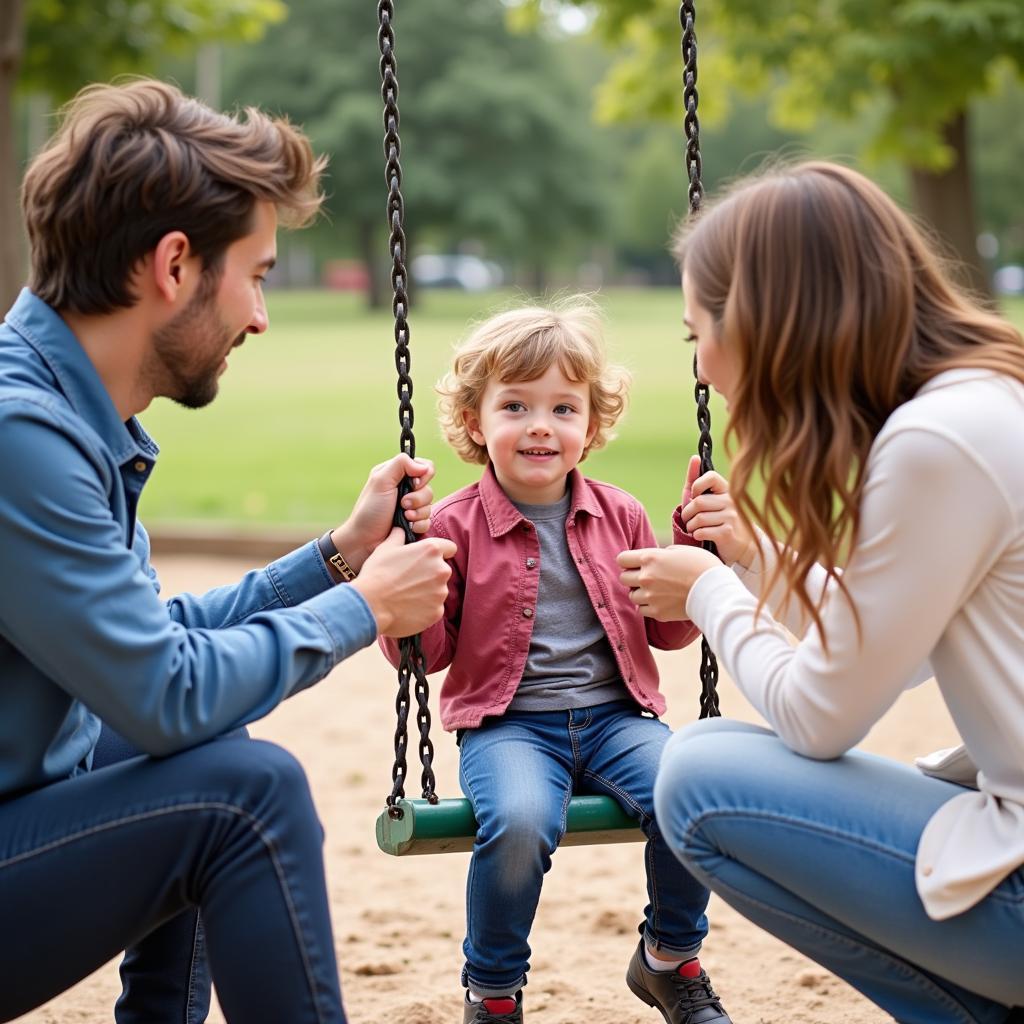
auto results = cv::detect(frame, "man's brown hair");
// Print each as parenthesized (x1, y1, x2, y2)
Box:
(22, 78, 326, 314)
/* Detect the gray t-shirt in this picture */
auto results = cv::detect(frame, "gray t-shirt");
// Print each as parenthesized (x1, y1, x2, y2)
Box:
(506, 489, 631, 712)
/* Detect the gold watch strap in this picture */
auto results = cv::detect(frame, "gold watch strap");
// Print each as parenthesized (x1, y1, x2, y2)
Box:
(317, 531, 357, 583)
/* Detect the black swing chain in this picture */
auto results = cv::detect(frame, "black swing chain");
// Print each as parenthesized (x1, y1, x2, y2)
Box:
(379, 0, 438, 818)
(681, 0, 721, 719)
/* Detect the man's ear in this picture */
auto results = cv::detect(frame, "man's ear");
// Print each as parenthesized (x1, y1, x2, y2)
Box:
(150, 231, 195, 303)
(464, 409, 486, 448)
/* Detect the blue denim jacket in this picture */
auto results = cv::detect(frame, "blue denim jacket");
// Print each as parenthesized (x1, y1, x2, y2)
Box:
(0, 289, 377, 798)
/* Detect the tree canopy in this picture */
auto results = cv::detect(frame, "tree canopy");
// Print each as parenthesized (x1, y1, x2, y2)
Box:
(525, 0, 1024, 292)
(219, 0, 608, 302)
(21, 0, 284, 99)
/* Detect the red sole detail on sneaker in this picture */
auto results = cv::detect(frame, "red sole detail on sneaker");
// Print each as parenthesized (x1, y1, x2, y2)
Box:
(482, 998, 518, 1015)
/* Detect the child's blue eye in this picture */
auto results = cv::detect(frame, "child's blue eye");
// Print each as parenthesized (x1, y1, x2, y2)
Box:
(504, 402, 524, 413)
(554, 404, 575, 415)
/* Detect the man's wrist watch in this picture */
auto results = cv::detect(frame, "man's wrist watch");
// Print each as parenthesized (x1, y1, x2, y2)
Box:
(317, 531, 358, 584)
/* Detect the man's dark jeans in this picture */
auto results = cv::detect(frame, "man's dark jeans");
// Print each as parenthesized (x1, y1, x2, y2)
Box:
(0, 728, 347, 1023)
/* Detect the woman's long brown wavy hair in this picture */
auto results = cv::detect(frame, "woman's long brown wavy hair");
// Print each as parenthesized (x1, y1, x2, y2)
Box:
(673, 161, 1024, 646)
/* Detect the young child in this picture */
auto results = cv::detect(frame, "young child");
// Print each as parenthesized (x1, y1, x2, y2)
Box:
(381, 298, 735, 1024)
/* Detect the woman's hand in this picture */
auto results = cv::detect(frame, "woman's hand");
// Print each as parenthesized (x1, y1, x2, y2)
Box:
(680, 455, 757, 569)
(617, 544, 721, 621)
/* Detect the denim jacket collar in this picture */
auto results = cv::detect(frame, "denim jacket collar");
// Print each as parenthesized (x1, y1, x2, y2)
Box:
(4, 289, 157, 465)
(478, 463, 605, 538)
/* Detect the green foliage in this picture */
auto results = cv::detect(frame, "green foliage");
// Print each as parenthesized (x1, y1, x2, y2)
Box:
(974, 62, 1024, 262)
(218, 0, 608, 263)
(534, 0, 1024, 171)
(21, 0, 285, 101)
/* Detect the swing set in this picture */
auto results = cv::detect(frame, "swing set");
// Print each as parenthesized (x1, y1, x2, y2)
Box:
(372, 0, 720, 857)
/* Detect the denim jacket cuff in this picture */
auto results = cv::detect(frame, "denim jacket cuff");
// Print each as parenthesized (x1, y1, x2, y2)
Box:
(267, 540, 335, 607)
(303, 582, 378, 660)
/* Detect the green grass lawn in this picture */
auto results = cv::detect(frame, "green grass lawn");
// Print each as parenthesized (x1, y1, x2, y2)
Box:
(138, 289, 1024, 533)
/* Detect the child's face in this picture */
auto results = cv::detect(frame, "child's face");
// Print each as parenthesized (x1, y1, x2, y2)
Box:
(465, 362, 598, 505)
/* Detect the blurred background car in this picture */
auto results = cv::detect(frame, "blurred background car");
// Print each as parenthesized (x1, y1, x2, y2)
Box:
(411, 254, 504, 292)
(994, 265, 1024, 296)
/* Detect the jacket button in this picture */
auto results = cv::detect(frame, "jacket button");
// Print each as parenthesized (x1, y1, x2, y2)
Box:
(526, 558, 537, 569)
(133, 461, 147, 473)
(522, 607, 534, 618)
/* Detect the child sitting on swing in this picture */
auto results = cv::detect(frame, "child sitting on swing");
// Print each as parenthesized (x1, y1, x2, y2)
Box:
(381, 297, 742, 1024)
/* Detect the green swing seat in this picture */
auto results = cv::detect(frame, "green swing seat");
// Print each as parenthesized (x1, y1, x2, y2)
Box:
(375, 795, 644, 856)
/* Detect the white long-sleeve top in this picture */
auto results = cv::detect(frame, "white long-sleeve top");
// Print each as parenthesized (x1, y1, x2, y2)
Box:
(686, 369, 1024, 921)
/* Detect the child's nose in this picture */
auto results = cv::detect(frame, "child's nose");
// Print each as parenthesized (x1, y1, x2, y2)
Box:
(527, 418, 552, 435)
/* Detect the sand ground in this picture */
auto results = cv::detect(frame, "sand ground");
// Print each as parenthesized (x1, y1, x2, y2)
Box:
(15, 554, 961, 1023)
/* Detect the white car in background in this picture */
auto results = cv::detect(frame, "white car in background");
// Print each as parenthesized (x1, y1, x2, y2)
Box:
(411, 254, 504, 291)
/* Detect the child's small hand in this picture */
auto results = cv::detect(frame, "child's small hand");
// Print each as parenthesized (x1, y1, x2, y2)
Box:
(680, 455, 757, 569)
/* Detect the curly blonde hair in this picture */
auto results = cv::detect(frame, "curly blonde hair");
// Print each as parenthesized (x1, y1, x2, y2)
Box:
(438, 296, 630, 465)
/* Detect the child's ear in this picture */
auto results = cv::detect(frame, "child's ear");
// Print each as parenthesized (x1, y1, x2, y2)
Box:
(585, 415, 599, 448)
(464, 409, 486, 448)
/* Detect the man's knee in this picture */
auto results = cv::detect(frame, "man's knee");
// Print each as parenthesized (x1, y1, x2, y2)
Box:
(195, 738, 318, 824)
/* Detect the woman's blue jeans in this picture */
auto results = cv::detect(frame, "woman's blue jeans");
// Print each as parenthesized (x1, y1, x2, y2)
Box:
(0, 729, 347, 1023)
(458, 701, 710, 997)
(654, 718, 1024, 1024)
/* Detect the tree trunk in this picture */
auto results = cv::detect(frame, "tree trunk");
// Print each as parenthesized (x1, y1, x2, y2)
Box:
(357, 218, 385, 310)
(907, 111, 991, 299)
(529, 259, 547, 296)
(0, 0, 25, 315)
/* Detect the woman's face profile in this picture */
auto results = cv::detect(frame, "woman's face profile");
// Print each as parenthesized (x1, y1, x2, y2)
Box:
(683, 270, 738, 406)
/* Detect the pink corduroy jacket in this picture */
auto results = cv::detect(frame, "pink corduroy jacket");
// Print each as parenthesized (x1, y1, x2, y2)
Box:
(380, 465, 702, 731)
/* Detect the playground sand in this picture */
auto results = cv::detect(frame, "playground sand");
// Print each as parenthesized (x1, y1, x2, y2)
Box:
(16, 554, 962, 1024)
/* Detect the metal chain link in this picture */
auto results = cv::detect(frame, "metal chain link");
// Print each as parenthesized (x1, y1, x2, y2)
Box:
(379, 0, 438, 817)
(681, 0, 721, 719)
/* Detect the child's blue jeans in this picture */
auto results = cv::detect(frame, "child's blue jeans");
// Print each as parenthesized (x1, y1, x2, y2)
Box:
(655, 718, 1024, 1024)
(458, 700, 710, 997)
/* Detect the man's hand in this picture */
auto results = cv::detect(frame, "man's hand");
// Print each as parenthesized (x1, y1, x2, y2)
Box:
(329, 454, 436, 574)
(616, 544, 720, 621)
(351, 528, 456, 637)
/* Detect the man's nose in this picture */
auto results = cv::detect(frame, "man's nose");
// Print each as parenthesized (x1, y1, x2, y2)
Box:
(249, 295, 269, 335)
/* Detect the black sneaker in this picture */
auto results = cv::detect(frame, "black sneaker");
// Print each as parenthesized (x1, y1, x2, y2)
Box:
(626, 940, 732, 1024)
(462, 991, 524, 1023)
